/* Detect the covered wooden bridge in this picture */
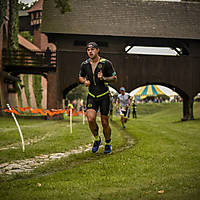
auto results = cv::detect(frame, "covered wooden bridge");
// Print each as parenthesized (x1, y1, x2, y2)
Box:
(9, 0, 196, 121)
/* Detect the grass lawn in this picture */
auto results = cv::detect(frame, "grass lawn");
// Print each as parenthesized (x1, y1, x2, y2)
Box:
(0, 102, 199, 200)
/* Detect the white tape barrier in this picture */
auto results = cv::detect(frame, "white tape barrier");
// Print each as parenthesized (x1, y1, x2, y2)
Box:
(70, 108, 72, 133)
(6, 104, 25, 152)
(83, 110, 85, 125)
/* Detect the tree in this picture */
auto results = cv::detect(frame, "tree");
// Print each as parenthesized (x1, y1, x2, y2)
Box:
(53, 0, 71, 14)
(0, 0, 7, 26)
(9, 0, 19, 50)
(18, 0, 42, 10)
(18, 0, 71, 13)
(18, 1, 30, 10)
(0, 0, 19, 110)
(19, 31, 33, 42)
(66, 85, 87, 102)
(0, 0, 71, 110)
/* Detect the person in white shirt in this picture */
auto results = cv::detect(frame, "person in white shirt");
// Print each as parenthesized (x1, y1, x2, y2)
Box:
(116, 87, 132, 129)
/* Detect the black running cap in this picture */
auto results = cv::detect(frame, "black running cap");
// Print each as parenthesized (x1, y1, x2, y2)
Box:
(86, 42, 99, 49)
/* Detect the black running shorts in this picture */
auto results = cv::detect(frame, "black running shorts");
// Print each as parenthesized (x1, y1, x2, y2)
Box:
(119, 107, 130, 118)
(86, 94, 110, 116)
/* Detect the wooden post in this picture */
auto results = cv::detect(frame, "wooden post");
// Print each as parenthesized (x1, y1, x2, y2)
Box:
(182, 96, 194, 121)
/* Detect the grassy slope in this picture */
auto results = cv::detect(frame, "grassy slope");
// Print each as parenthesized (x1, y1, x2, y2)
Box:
(0, 102, 199, 200)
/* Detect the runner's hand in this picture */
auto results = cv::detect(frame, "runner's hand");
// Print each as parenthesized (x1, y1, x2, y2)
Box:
(84, 80, 90, 87)
(98, 70, 103, 80)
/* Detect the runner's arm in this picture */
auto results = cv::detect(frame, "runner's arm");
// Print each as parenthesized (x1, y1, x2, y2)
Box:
(103, 60, 117, 83)
(79, 62, 90, 87)
(98, 70, 117, 83)
(115, 97, 120, 107)
(79, 76, 90, 87)
(103, 75, 117, 83)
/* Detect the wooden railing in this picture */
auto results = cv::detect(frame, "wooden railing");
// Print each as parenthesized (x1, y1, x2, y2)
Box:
(2, 49, 56, 74)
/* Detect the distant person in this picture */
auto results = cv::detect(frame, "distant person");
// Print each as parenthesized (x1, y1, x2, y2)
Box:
(116, 87, 132, 129)
(45, 47, 51, 66)
(67, 100, 74, 110)
(79, 42, 117, 154)
(132, 100, 137, 118)
(64, 101, 74, 117)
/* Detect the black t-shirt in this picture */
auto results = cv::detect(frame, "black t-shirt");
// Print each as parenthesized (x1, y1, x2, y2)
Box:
(79, 57, 116, 97)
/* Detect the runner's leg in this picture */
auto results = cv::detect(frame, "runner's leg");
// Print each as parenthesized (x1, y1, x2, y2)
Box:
(101, 115, 111, 140)
(99, 94, 112, 153)
(124, 107, 130, 123)
(121, 115, 125, 127)
(86, 109, 99, 136)
(99, 94, 111, 140)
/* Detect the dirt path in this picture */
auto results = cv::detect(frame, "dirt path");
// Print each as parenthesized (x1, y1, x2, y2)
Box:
(0, 121, 135, 175)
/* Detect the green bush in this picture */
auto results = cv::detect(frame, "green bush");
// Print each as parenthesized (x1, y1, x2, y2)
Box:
(23, 75, 30, 106)
(33, 75, 42, 108)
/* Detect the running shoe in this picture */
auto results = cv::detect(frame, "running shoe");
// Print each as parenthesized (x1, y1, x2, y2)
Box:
(92, 137, 101, 153)
(104, 144, 112, 154)
(123, 125, 126, 129)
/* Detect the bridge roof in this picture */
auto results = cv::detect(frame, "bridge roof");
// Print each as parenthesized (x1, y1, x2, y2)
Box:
(41, 0, 200, 40)
(27, 0, 43, 13)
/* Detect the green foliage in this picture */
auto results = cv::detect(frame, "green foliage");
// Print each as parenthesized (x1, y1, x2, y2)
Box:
(9, 0, 19, 50)
(0, 0, 7, 26)
(3, 0, 71, 50)
(43, 0, 71, 14)
(53, 0, 71, 14)
(66, 84, 87, 102)
(18, 0, 38, 10)
(23, 75, 30, 106)
(18, 1, 29, 10)
(33, 75, 42, 108)
(19, 31, 33, 42)
(17, 89, 22, 106)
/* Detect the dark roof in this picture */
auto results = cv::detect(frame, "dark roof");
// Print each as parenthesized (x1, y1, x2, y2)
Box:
(27, 0, 43, 13)
(41, 0, 200, 40)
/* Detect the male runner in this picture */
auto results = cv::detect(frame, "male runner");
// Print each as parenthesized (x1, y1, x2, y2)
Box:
(79, 42, 117, 154)
(116, 87, 131, 129)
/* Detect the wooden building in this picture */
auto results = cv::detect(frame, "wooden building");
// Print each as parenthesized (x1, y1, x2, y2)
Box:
(41, 0, 200, 120)
(0, 0, 56, 112)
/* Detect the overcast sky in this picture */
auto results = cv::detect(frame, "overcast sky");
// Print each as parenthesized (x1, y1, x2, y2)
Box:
(19, 0, 36, 5)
